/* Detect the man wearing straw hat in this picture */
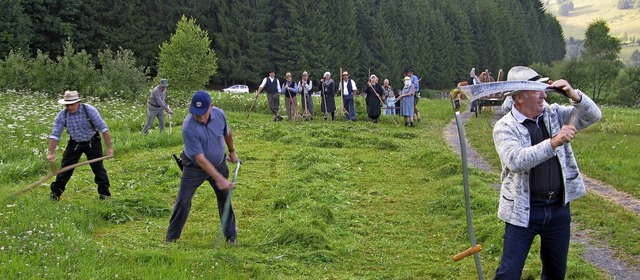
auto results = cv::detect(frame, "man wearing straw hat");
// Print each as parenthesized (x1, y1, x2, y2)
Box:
(492, 66, 602, 279)
(143, 78, 173, 135)
(338, 71, 358, 121)
(47, 90, 114, 201)
(165, 91, 239, 245)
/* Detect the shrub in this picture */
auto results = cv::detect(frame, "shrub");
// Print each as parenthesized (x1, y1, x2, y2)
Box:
(0, 41, 148, 100)
(97, 48, 149, 100)
(28, 50, 57, 94)
(614, 67, 640, 107)
(53, 41, 97, 95)
(0, 49, 30, 90)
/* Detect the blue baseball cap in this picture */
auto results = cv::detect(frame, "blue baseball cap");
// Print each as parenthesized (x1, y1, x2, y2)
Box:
(190, 91, 211, 115)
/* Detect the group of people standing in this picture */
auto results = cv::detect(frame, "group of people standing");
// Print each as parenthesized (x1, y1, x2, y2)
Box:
(254, 68, 423, 126)
(255, 69, 316, 122)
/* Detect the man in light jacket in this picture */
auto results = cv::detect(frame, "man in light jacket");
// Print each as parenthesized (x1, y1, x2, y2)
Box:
(492, 66, 602, 279)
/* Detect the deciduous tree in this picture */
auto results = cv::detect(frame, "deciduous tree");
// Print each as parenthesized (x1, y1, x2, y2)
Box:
(157, 16, 218, 95)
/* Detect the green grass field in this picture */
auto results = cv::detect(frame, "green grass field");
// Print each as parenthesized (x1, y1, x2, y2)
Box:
(0, 90, 636, 279)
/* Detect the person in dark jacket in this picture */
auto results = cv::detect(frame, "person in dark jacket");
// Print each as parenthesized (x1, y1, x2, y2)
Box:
(319, 72, 336, 121)
(364, 74, 384, 123)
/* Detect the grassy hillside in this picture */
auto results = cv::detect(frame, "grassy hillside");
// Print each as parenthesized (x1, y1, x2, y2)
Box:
(544, 0, 640, 62)
(545, 0, 640, 39)
(0, 90, 637, 279)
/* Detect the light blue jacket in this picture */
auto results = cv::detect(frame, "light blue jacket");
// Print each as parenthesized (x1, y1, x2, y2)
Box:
(493, 91, 602, 227)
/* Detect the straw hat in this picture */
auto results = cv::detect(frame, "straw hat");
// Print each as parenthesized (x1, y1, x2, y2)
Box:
(342, 71, 349, 76)
(507, 66, 549, 83)
(58, 91, 82, 105)
(505, 66, 549, 96)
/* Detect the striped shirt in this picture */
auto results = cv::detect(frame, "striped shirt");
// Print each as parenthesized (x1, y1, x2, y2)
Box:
(49, 104, 109, 142)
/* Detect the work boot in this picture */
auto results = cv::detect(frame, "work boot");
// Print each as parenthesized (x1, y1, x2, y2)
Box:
(226, 235, 237, 245)
(410, 122, 414, 127)
(49, 193, 60, 201)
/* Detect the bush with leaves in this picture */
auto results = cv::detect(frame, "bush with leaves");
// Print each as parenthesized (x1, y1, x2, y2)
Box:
(53, 41, 97, 95)
(0, 50, 30, 90)
(0, 41, 148, 100)
(97, 48, 149, 100)
(614, 67, 640, 107)
(28, 50, 57, 94)
(157, 16, 218, 98)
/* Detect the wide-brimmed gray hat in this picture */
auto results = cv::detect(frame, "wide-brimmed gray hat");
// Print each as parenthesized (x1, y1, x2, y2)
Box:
(507, 66, 549, 83)
(58, 91, 82, 105)
(505, 66, 549, 96)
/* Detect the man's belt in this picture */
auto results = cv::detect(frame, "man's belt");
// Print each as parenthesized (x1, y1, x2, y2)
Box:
(531, 191, 561, 200)
(148, 103, 161, 108)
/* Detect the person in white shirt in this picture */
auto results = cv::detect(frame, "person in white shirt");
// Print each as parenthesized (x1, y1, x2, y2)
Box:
(255, 69, 283, 121)
(338, 71, 358, 121)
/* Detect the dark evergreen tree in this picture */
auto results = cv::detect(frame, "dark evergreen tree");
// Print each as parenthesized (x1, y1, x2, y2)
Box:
(0, 0, 32, 58)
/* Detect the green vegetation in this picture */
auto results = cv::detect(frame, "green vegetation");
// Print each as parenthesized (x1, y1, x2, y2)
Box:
(1, 90, 621, 278)
(0, 0, 565, 89)
(157, 16, 218, 94)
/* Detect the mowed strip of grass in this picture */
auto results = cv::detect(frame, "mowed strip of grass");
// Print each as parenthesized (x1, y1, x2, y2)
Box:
(464, 104, 640, 271)
(0, 92, 605, 279)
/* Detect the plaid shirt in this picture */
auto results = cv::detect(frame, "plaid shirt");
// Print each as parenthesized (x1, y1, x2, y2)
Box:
(49, 104, 109, 142)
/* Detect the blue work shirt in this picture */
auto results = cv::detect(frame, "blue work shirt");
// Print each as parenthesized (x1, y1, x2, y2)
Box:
(182, 107, 229, 167)
(49, 103, 108, 142)
(410, 74, 420, 92)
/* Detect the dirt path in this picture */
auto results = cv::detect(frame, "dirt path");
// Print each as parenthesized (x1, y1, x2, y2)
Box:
(443, 109, 640, 280)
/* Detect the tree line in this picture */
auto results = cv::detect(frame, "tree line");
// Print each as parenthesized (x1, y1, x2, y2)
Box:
(1, 0, 566, 90)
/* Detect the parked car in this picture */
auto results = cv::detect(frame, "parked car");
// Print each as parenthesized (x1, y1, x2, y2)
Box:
(223, 85, 249, 93)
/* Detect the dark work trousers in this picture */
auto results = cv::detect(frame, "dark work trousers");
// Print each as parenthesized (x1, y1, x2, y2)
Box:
(494, 199, 571, 280)
(166, 160, 236, 240)
(50, 133, 111, 198)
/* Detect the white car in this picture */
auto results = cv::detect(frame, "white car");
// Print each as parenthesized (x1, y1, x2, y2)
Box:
(223, 85, 249, 93)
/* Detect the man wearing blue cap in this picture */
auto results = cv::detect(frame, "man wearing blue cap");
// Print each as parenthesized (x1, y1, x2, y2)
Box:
(165, 91, 240, 244)
(143, 78, 173, 135)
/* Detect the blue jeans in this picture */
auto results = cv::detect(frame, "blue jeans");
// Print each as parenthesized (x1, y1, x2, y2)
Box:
(494, 199, 571, 280)
(166, 157, 236, 240)
(343, 95, 356, 121)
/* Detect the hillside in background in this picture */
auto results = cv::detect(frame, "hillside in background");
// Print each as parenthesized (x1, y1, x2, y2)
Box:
(543, 0, 640, 63)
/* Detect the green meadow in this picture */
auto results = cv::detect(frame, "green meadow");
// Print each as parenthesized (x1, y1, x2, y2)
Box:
(0, 90, 637, 279)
